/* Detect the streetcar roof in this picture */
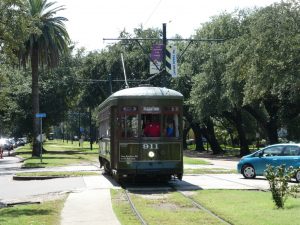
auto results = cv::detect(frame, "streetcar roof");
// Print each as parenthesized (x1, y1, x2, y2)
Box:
(99, 86, 183, 108)
(111, 86, 183, 98)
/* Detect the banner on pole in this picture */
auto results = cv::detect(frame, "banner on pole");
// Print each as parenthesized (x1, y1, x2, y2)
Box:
(166, 45, 178, 77)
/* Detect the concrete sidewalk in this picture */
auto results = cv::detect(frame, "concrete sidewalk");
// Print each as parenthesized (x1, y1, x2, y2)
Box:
(60, 176, 121, 225)
(61, 189, 120, 225)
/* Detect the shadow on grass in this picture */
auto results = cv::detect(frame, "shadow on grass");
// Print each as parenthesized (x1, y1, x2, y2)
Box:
(44, 150, 96, 154)
(16, 151, 32, 155)
(0, 208, 53, 218)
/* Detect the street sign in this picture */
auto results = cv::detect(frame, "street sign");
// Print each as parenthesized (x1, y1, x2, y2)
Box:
(36, 113, 46, 118)
(166, 45, 178, 77)
(150, 61, 162, 74)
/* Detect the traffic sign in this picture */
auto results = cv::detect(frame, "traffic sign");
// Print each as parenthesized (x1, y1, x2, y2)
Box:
(36, 113, 46, 118)
(150, 61, 162, 74)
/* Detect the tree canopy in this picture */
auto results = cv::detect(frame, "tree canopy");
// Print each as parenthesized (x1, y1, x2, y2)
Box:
(0, 0, 299, 156)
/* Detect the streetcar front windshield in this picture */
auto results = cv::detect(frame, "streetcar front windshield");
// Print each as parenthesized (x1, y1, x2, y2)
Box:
(120, 105, 181, 139)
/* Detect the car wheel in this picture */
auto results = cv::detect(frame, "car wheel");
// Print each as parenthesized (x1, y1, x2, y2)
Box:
(295, 170, 300, 183)
(242, 164, 256, 179)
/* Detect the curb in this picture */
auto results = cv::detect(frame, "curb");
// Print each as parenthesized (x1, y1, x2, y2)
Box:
(13, 175, 66, 181)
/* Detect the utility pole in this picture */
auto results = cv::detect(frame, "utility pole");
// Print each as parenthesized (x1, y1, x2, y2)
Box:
(162, 23, 167, 71)
(89, 107, 92, 150)
(103, 23, 223, 84)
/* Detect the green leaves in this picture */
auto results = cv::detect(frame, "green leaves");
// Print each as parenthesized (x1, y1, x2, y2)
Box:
(265, 164, 299, 208)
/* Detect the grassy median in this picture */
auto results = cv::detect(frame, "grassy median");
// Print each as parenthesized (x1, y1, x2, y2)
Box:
(16, 139, 99, 168)
(112, 189, 300, 225)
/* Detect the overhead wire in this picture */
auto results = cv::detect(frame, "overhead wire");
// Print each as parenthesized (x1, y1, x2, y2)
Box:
(144, 0, 163, 26)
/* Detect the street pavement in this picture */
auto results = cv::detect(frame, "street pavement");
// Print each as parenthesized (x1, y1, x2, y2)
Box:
(0, 153, 274, 225)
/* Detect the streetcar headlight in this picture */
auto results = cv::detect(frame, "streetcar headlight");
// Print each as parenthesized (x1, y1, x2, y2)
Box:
(148, 151, 155, 158)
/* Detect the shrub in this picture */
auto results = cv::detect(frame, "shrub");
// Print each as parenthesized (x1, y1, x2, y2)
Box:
(265, 165, 298, 208)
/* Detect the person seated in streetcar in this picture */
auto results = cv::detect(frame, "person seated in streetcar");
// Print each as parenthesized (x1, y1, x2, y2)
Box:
(166, 122, 174, 137)
(143, 116, 160, 137)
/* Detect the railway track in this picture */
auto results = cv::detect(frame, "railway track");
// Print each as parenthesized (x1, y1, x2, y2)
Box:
(123, 188, 148, 225)
(120, 178, 243, 225)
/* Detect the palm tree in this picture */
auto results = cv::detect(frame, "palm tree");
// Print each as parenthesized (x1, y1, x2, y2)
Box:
(20, 0, 70, 156)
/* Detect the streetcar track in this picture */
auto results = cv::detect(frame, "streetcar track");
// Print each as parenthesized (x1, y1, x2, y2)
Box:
(122, 179, 233, 225)
(123, 188, 148, 225)
(119, 173, 272, 225)
(168, 183, 232, 225)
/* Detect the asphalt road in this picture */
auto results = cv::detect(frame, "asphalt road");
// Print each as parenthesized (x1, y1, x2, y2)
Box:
(0, 155, 273, 205)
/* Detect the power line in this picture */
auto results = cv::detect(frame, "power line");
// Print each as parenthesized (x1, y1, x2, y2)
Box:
(144, 0, 163, 26)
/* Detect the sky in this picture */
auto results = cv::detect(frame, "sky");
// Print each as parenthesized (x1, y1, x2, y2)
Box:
(55, 0, 281, 52)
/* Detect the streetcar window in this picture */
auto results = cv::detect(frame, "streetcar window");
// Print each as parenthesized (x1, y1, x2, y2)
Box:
(99, 108, 110, 139)
(141, 114, 161, 137)
(163, 107, 180, 138)
(120, 106, 138, 139)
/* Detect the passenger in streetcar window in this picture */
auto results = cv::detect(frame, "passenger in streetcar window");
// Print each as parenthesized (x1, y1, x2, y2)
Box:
(166, 122, 174, 137)
(144, 116, 160, 137)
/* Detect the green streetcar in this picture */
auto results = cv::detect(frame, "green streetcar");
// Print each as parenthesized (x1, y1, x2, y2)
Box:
(97, 85, 183, 181)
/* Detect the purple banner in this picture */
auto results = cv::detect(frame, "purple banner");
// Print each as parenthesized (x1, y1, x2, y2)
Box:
(150, 44, 163, 62)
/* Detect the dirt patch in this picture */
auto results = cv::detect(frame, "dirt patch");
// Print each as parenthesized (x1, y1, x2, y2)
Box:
(137, 192, 170, 200)
(155, 202, 181, 210)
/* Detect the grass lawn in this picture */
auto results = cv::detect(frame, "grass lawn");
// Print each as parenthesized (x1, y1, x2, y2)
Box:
(111, 190, 141, 225)
(193, 190, 300, 225)
(16, 140, 99, 168)
(111, 189, 300, 225)
(183, 156, 211, 165)
(0, 198, 65, 225)
(184, 168, 237, 174)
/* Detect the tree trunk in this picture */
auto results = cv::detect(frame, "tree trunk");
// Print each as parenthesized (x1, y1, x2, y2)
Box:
(223, 110, 250, 157)
(244, 100, 279, 145)
(235, 111, 250, 157)
(182, 126, 189, 150)
(31, 45, 40, 157)
(202, 118, 223, 154)
(263, 99, 279, 144)
(191, 123, 205, 152)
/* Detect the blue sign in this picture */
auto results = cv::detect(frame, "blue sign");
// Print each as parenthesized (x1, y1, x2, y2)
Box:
(36, 113, 46, 118)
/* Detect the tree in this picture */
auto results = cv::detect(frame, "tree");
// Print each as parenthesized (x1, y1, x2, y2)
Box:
(230, 1, 300, 144)
(19, 0, 70, 156)
(0, 0, 31, 63)
(186, 12, 252, 155)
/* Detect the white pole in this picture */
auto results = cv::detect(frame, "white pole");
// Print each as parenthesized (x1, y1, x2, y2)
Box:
(121, 53, 129, 88)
